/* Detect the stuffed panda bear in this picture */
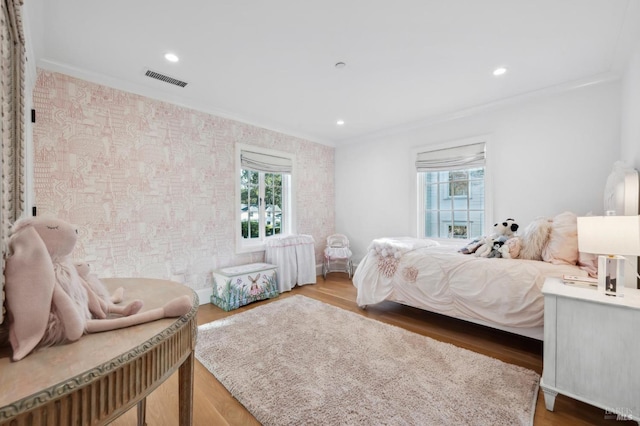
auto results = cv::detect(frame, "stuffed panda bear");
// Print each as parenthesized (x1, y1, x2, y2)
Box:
(493, 218, 519, 238)
(460, 218, 519, 256)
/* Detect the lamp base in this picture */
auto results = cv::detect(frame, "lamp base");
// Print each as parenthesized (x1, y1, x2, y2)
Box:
(597, 255, 625, 297)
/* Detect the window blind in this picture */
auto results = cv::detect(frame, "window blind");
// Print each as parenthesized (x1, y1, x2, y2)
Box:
(241, 150, 292, 174)
(415, 142, 485, 172)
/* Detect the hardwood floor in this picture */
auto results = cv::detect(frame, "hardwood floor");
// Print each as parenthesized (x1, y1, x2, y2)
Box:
(110, 275, 620, 425)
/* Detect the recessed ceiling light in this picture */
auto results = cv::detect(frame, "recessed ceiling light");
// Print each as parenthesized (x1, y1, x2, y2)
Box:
(335, 62, 346, 69)
(164, 53, 179, 63)
(493, 67, 507, 76)
(336, 119, 345, 126)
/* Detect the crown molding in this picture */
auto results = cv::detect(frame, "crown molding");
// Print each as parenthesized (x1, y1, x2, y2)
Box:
(36, 58, 621, 150)
(35, 59, 336, 148)
(340, 72, 622, 146)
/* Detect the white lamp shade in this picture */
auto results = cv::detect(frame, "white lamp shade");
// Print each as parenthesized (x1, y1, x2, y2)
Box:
(577, 215, 640, 255)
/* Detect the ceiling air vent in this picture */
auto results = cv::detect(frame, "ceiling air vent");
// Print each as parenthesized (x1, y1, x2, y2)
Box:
(144, 69, 188, 88)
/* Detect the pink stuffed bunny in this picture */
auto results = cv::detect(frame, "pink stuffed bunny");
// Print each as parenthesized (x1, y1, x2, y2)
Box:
(74, 261, 143, 319)
(4, 216, 193, 361)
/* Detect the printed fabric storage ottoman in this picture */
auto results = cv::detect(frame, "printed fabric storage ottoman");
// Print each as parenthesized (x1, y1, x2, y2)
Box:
(210, 263, 279, 311)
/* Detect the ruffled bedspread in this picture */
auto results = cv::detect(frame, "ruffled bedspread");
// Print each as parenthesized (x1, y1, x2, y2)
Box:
(353, 239, 588, 328)
(368, 237, 439, 258)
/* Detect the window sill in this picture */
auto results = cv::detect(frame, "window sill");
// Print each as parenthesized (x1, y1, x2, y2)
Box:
(236, 241, 266, 254)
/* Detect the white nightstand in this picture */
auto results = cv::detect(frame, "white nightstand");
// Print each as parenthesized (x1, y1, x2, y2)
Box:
(541, 277, 640, 423)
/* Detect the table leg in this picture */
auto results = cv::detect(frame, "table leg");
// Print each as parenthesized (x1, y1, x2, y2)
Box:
(179, 351, 195, 425)
(542, 387, 558, 411)
(137, 397, 147, 426)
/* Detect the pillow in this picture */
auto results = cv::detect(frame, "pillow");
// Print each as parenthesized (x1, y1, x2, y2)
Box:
(542, 211, 579, 265)
(499, 236, 522, 259)
(578, 251, 598, 277)
(519, 217, 553, 261)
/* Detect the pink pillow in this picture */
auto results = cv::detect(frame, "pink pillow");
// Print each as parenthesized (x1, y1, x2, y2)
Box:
(578, 251, 598, 277)
(542, 211, 579, 265)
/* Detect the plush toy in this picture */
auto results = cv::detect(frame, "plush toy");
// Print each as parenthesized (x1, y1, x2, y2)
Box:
(486, 236, 509, 258)
(75, 261, 124, 304)
(74, 261, 143, 319)
(4, 216, 193, 361)
(472, 237, 494, 257)
(470, 219, 519, 257)
(493, 218, 519, 238)
(498, 236, 522, 259)
(476, 235, 508, 258)
(459, 237, 484, 255)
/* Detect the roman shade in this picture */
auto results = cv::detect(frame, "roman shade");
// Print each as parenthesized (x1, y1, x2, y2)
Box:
(415, 142, 485, 172)
(241, 150, 292, 174)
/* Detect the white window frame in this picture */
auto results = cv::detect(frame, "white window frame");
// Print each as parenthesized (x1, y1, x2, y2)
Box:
(235, 144, 296, 254)
(411, 135, 492, 244)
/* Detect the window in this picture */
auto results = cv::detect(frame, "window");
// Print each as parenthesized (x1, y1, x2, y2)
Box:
(240, 171, 284, 238)
(237, 146, 294, 252)
(449, 171, 469, 197)
(416, 141, 486, 239)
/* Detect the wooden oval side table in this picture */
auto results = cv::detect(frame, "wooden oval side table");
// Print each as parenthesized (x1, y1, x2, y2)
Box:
(0, 278, 198, 426)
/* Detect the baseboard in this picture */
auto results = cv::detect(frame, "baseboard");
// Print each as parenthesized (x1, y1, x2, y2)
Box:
(196, 287, 213, 306)
(316, 263, 359, 275)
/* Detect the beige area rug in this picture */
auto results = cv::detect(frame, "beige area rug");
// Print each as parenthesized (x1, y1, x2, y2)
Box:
(196, 295, 539, 425)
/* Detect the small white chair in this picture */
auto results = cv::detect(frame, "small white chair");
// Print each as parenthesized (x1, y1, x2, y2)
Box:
(322, 234, 353, 279)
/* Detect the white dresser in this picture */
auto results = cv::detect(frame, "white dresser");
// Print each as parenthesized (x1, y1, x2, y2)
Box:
(541, 278, 640, 423)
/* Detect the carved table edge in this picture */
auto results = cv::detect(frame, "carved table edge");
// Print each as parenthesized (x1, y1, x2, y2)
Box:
(0, 291, 199, 420)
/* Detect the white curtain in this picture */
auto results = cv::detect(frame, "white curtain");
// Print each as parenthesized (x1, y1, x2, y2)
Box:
(0, 0, 25, 325)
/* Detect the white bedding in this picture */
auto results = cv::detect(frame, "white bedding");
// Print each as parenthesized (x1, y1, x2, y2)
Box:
(353, 238, 589, 329)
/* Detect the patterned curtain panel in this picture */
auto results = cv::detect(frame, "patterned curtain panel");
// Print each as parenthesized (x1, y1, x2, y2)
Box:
(0, 0, 25, 325)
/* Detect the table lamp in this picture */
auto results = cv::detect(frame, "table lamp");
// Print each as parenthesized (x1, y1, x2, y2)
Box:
(576, 215, 640, 297)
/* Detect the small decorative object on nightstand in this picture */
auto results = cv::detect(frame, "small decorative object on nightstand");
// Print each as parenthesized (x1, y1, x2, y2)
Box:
(577, 214, 640, 297)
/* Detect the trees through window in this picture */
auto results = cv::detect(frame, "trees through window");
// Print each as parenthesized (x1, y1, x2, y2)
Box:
(237, 146, 293, 252)
(240, 170, 285, 240)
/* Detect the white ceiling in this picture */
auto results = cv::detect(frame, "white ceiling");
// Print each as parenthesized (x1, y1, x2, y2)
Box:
(24, 0, 640, 146)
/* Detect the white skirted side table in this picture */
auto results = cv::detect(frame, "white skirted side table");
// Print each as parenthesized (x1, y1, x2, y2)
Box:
(265, 234, 317, 292)
(0, 278, 198, 426)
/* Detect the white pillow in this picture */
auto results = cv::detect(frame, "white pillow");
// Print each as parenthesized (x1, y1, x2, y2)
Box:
(519, 217, 553, 261)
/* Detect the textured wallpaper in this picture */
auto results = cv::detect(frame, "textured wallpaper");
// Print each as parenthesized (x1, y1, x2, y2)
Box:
(32, 70, 335, 291)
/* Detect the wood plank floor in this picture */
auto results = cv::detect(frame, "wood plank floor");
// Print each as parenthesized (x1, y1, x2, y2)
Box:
(110, 275, 621, 425)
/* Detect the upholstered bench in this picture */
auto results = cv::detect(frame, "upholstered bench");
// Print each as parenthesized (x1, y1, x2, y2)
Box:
(211, 263, 279, 311)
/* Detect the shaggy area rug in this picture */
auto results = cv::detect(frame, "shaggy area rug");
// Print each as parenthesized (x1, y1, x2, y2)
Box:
(196, 295, 539, 425)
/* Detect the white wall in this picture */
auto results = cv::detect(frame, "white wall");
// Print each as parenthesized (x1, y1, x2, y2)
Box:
(620, 26, 640, 288)
(620, 1, 640, 170)
(336, 81, 622, 261)
(621, 39, 640, 169)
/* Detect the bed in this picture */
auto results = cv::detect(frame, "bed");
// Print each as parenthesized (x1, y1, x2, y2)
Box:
(353, 162, 640, 341)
